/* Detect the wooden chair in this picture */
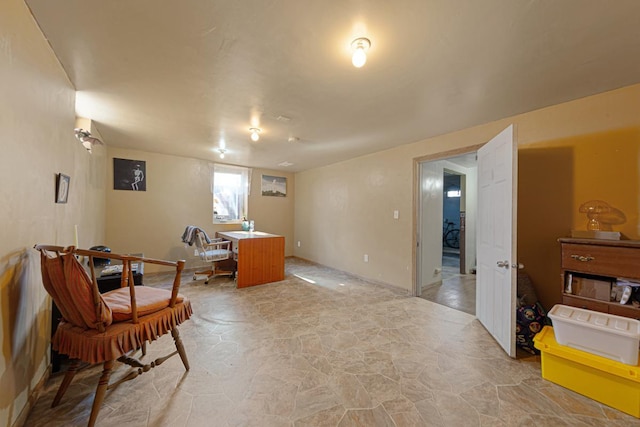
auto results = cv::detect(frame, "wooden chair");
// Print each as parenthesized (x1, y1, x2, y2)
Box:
(192, 229, 236, 283)
(34, 244, 192, 427)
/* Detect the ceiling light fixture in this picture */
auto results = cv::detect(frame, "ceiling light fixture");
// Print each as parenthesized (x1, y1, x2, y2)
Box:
(74, 128, 103, 153)
(351, 37, 371, 68)
(217, 148, 226, 159)
(249, 128, 261, 142)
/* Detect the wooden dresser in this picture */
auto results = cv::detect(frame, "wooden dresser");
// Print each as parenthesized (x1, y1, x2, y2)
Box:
(559, 238, 640, 319)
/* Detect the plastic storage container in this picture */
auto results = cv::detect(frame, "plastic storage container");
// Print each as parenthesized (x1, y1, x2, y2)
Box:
(534, 326, 640, 418)
(548, 304, 640, 365)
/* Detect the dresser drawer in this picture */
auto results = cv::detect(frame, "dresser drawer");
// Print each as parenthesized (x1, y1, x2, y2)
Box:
(561, 243, 640, 279)
(562, 294, 608, 313)
(609, 303, 640, 320)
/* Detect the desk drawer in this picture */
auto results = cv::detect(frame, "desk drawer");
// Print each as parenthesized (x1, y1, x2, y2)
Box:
(561, 243, 640, 279)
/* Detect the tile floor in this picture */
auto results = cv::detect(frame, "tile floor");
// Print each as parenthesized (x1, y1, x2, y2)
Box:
(25, 258, 640, 426)
(419, 253, 476, 315)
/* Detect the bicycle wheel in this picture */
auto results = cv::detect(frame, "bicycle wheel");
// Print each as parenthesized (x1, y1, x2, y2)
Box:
(445, 229, 460, 249)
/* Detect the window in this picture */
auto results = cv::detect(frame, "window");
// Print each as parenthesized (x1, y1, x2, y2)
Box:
(212, 164, 250, 223)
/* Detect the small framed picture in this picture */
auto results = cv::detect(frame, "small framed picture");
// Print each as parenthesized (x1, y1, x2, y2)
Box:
(261, 174, 287, 197)
(56, 173, 70, 203)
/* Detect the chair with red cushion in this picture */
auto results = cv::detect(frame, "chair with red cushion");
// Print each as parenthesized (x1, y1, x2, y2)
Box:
(34, 244, 192, 427)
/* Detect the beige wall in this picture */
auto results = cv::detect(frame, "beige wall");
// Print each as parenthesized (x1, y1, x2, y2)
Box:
(0, 1, 107, 425)
(294, 149, 416, 288)
(105, 147, 295, 273)
(294, 84, 640, 309)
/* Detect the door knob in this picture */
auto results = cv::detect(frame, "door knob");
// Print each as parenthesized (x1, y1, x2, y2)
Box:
(496, 260, 509, 268)
(512, 263, 524, 269)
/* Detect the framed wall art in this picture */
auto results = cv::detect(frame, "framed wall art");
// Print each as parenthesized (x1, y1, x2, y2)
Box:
(55, 173, 70, 203)
(114, 158, 146, 191)
(261, 174, 286, 197)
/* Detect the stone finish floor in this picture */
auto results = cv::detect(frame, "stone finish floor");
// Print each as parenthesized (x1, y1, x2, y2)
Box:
(25, 258, 640, 426)
(420, 253, 476, 315)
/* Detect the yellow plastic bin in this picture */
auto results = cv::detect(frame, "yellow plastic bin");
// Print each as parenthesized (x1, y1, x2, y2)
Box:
(534, 326, 640, 418)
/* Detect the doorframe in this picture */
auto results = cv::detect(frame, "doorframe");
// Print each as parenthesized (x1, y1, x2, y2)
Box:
(412, 143, 485, 296)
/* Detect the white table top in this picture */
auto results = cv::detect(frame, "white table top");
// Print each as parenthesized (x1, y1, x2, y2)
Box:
(217, 231, 281, 240)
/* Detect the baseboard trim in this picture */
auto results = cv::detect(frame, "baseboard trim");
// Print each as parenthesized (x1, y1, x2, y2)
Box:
(288, 256, 410, 295)
(12, 365, 51, 427)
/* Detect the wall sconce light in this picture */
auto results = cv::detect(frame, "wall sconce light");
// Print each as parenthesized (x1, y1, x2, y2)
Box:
(249, 128, 261, 142)
(218, 148, 226, 159)
(351, 37, 371, 68)
(74, 128, 103, 154)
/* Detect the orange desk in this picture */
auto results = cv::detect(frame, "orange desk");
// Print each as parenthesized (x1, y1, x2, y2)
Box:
(216, 231, 284, 288)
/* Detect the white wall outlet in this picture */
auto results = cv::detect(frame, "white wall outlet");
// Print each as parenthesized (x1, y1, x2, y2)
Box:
(364, 254, 369, 262)
(297, 241, 301, 247)
(194, 248, 199, 256)
(393, 210, 399, 219)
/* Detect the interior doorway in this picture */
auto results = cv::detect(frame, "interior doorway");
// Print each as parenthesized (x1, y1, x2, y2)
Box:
(415, 151, 478, 315)
(442, 170, 462, 274)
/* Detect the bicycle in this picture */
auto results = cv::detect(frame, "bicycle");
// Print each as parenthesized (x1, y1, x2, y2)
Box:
(443, 220, 460, 249)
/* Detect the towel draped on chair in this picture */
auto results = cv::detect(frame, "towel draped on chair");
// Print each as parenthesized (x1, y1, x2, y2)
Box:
(181, 225, 211, 246)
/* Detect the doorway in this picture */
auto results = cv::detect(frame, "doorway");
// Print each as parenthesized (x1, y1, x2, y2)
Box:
(415, 151, 478, 315)
(414, 126, 518, 357)
(443, 170, 462, 273)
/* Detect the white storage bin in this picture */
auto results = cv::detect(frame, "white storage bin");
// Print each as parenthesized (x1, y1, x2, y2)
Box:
(548, 304, 640, 365)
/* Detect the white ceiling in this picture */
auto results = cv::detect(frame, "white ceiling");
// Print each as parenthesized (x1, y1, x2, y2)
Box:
(26, 0, 640, 172)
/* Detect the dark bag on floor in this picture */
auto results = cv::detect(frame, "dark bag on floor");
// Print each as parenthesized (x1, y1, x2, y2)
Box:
(516, 302, 548, 355)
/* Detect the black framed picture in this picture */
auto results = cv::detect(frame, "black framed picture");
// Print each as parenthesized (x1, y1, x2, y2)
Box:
(113, 158, 146, 191)
(56, 173, 70, 203)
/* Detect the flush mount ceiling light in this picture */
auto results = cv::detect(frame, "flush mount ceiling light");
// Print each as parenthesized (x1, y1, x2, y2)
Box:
(351, 37, 371, 68)
(249, 128, 261, 142)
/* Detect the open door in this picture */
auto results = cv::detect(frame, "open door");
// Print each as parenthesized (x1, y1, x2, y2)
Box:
(476, 125, 517, 357)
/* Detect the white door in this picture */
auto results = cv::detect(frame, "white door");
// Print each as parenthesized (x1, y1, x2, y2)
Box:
(476, 125, 517, 357)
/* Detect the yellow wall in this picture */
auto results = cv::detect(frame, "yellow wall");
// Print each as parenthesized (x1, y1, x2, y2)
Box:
(105, 147, 295, 273)
(521, 128, 639, 238)
(0, 1, 107, 425)
(519, 128, 639, 308)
